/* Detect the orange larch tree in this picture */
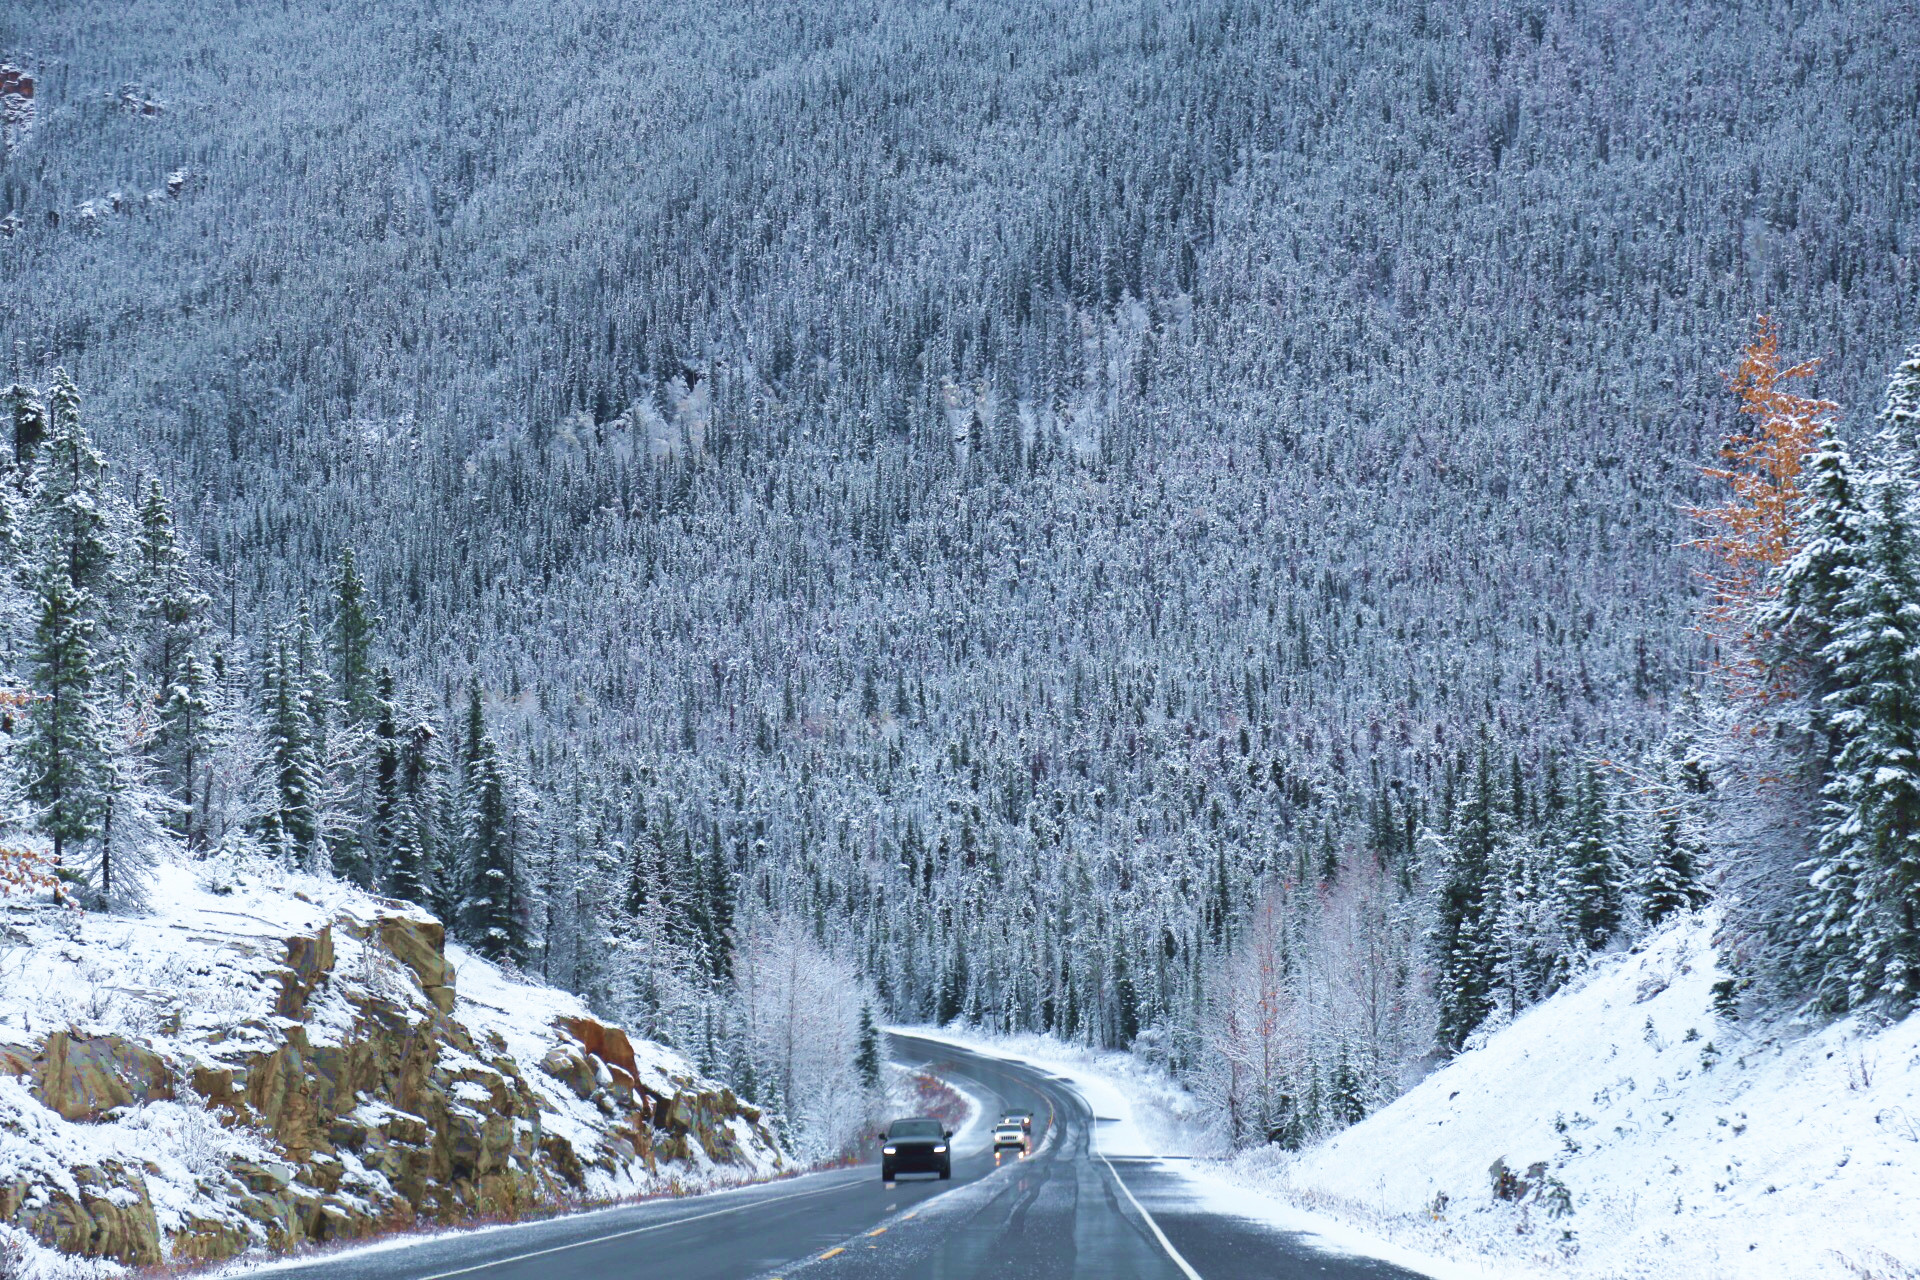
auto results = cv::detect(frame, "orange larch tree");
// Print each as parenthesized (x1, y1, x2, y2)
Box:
(1689, 316, 1837, 703)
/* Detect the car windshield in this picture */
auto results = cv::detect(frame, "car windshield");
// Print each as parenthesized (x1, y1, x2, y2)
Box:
(891, 1119, 943, 1139)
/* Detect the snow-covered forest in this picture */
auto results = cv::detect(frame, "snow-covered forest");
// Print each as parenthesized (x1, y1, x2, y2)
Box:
(2, 0, 1919, 1157)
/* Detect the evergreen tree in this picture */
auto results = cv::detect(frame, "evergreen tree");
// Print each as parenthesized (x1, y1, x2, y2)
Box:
(855, 1004, 882, 1091)
(2, 369, 45, 471)
(1878, 341, 1920, 456)
(460, 731, 525, 963)
(371, 666, 431, 902)
(1559, 766, 1621, 950)
(23, 570, 114, 888)
(1765, 437, 1867, 734)
(1801, 471, 1920, 1008)
(257, 636, 322, 868)
(135, 480, 213, 843)
(1642, 794, 1710, 928)
(1329, 1045, 1367, 1127)
(330, 548, 380, 724)
(34, 370, 114, 600)
(157, 649, 214, 846)
(1433, 746, 1498, 1051)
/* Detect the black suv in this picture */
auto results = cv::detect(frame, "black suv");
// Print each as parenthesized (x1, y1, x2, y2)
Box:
(880, 1117, 953, 1181)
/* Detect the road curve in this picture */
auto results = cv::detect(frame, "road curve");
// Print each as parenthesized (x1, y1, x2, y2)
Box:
(259, 1032, 1432, 1280)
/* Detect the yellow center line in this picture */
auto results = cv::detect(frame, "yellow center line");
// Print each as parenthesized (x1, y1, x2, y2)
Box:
(866, 1227, 887, 1237)
(900, 1211, 917, 1221)
(819, 1247, 846, 1260)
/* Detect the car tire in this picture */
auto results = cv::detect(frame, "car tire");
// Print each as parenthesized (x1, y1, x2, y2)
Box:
(939, 1162, 952, 1180)
(881, 1163, 894, 1181)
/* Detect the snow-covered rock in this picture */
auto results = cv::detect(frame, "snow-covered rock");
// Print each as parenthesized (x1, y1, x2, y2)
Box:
(0, 859, 785, 1276)
(1248, 908, 1920, 1278)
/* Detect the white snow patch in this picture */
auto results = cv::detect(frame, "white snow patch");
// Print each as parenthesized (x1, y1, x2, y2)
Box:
(1246, 908, 1920, 1279)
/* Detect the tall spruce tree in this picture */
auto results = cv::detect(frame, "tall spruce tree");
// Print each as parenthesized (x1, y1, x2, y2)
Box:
(330, 548, 380, 725)
(1801, 466, 1920, 1008)
(22, 373, 121, 901)
(23, 571, 114, 889)
(1766, 438, 1867, 741)
(460, 729, 525, 962)
(1559, 765, 1622, 950)
(1434, 745, 1498, 1051)
(135, 480, 213, 842)
(1879, 341, 1920, 455)
(257, 636, 323, 868)
(371, 665, 431, 902)
(855, 1004, 882, 1091)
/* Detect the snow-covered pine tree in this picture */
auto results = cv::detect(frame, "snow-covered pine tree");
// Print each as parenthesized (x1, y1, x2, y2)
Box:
(1433, 746, 1498, 1051)
(157, 649, 214, 846)
(1764, 437, 1866, 742)
(134, 480, 214, 844)
(23, 569, 114, 897)
(1558, 764, 1622, 951)
(855, 1004, 881, 1091)
(2, 366, 45, 470)
(459, 730, 525, 963)
(330, 548, 380, 725)
(21, 372, 122, 904)
(1641, 762, 1711, 928)
(256, 634, 323, 868)
(1801, 468, 1920, 1008)
(1878, 341, 1920, 456)
(371, 665, 429, 903)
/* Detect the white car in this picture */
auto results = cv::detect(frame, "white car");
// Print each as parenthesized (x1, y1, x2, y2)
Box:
(992, 1121, 1028, 1152)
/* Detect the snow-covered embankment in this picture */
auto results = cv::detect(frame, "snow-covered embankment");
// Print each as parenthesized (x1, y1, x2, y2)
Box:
(1239, 909, 1920, 1279)
(0, 859, 785, 1277)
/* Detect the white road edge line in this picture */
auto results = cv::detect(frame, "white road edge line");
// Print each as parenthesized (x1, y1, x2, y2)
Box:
(1095, 1147, 1204, 1280)
(887, 1030, 1203, 1278)
(413, 1181, 849, 1280)
(1080, 1092, 1204, 1280)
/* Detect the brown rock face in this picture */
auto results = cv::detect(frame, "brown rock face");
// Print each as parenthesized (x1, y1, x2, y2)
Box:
(2, 906, 783, 1270)
(33, 1032, 174, 1122)
(277, 928, 337, 1018)
(380, 914, 457, 1013)
(0, 1162, 163, 1266)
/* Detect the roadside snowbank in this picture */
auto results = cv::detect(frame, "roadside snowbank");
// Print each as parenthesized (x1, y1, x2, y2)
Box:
(1258, 909, 1920, 1279)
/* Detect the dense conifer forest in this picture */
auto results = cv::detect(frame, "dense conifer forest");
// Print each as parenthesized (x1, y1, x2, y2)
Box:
(2, 0, 1918, 1151)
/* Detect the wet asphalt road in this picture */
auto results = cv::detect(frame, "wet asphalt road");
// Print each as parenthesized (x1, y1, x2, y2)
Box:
(265, 1033, 1432, 1280)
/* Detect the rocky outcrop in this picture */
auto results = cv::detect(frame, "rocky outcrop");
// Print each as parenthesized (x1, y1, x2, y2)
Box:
(32, 1032, 176, 1122)
(0, 1160, 164, 1266)
(0, 902, 785, 1269)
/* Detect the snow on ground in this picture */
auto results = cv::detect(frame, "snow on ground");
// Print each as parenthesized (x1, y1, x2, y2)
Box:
(1245, 908, 1920, 1280)
(902, 930, 1920, 1280)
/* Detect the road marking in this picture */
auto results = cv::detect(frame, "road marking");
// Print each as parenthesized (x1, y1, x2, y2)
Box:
(866, 1227, 887, 1237)
(900, 1211, 917, 1221)
(818, 1247, 846, 1259)
(1092, 1137, 1204, 1280)
(413, 1180, 850, 1280)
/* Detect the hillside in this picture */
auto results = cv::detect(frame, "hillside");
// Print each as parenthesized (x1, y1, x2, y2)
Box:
(0, 0, 1916, 1076)
(0, 859, 785, 1277)
(1230, 911, 1920, 1279)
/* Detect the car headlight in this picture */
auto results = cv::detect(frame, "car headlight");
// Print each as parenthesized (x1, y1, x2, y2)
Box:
(933, 1144, 947, 1153)
(883, 1146, 896, 1155)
